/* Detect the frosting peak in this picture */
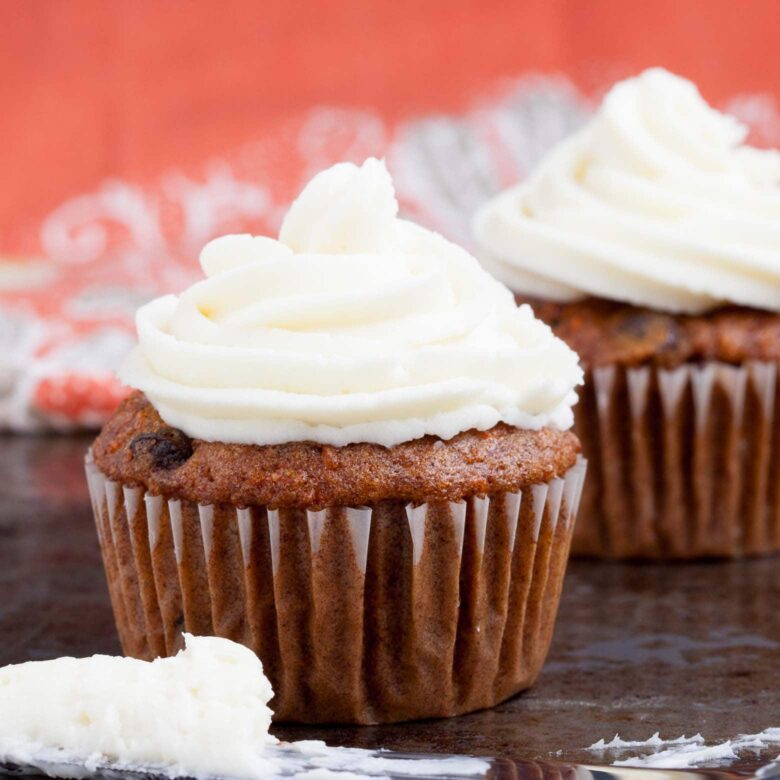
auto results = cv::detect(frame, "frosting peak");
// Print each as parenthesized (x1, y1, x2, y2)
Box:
(279, 157, 398, 253)
(122, 159, 582, 447)
(474, 68, 780, 314)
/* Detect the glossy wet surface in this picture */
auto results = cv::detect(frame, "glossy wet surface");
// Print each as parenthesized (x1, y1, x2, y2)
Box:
(1, 434, 779, 771)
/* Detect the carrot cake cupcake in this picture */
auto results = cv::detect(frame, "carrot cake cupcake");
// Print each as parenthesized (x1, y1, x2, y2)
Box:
(474, 68, 780, 559)
(86, 158, 586, 724)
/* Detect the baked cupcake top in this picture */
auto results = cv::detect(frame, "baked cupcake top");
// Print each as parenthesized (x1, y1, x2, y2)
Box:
(473, 68, 780, 315)
(93, 392, 580, 507)
(121, 158, 582, 448)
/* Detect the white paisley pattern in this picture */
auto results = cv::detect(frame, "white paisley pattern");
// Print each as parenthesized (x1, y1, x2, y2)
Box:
(3, 75, 780, 429)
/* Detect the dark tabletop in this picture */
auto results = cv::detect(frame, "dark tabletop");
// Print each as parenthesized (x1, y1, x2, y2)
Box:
(2, 434, 779, 771)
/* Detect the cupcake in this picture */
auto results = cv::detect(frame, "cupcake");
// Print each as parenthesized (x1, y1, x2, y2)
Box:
(473, 68, 780, 560)
(86, 158, 586, 724)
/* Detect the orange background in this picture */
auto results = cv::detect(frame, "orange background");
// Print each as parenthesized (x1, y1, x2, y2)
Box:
(4, 0, 780, 250)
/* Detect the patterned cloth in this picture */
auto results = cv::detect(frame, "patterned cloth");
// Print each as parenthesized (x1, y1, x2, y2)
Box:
(2, 73, 779, 430)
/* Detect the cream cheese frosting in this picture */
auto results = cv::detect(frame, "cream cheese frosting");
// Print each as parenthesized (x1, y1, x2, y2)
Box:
(121, 158, 582, 447)
(0, 635, 277, 780)
(473, 68, 780, 314)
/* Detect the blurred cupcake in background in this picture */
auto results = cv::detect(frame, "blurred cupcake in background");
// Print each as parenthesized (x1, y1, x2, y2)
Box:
(474, 68, 780, 560)
(87, 158, 586, 724)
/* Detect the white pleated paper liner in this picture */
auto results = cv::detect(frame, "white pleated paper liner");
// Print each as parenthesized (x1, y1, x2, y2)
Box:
(572, 359, 780, 559)
(85, 452, 586, 724)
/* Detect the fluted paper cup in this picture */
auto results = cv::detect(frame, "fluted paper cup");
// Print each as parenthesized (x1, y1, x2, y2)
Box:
(85, 453, 586, 724)
(572, 360, 779, 559)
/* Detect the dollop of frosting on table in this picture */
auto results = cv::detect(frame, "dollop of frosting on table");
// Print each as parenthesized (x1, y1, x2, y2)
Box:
(121, 158, 582, 447)
(0, 635, 276, 780)
(473, 68, 780, 314)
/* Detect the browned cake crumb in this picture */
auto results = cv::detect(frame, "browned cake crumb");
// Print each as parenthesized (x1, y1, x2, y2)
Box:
(92, 392, 581, 508)
(524, 296, 780, 369)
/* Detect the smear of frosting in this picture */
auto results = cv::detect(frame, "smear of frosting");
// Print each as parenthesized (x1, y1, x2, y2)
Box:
(587, 732, 705, 750)
(474, 68, 780, 314)
(587, 728, 780, 769)
(613, 741, 738, 769)
(121, 158, 582, 447)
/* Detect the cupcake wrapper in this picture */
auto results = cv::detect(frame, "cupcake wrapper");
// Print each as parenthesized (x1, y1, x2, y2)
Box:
(85, 453, 586, 724)
(573, 360, 779, 559)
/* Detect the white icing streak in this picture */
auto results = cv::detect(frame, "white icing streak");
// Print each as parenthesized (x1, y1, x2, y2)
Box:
(588, 728, 780, 769)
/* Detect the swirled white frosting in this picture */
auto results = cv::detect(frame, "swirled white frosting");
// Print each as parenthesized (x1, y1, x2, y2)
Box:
(121, 158, 582, 447)
(473, 68, 780, 314)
